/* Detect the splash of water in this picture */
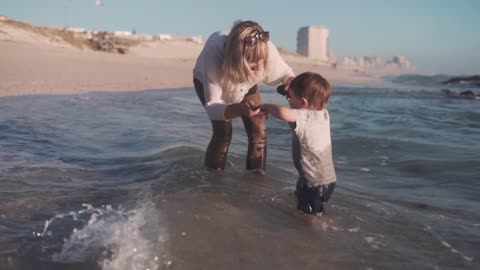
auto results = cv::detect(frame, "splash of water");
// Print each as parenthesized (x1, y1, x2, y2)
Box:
(39, 203, 170, 270)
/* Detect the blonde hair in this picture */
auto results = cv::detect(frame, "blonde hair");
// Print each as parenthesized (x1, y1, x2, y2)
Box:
(221, 21, 268, 90)
(290, 72, 331, 110)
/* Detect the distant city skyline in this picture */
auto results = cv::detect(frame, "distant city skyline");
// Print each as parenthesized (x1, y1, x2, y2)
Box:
(1, 0, 479, 75)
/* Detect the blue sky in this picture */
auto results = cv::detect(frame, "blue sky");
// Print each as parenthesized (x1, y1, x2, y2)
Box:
(2, 0, 479, 75)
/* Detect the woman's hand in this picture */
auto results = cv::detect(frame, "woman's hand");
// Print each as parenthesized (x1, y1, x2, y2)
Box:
(276, 84, 288, 96)
(249, 103, 267, 124)
(276, 77, 294, 96)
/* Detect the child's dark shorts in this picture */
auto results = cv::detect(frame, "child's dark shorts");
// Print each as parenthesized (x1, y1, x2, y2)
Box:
(296, 178, 336, 216)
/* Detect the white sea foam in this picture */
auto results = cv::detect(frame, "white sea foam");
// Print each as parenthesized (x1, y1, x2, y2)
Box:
(313, 218, 360, 233)
(439, 240, 473, 262)
(364, 234, 385, 249)
(40, 203, 169, 270)
(335, 160, 349, 165)
(335, 155, 350, 165)
(425, 224, 474, 263)
(378, 155, 390, 166)
(353, 215, 367, 223)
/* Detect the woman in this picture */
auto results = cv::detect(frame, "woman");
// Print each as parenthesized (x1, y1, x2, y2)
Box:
(193, 20, 294, 170)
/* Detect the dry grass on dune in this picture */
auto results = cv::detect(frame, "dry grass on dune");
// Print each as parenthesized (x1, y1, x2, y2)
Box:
(0, 19, 140, 51)
(1, 19, 93, 49)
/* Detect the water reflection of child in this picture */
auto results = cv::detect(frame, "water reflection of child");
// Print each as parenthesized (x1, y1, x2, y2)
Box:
(260, 72, 336, 216)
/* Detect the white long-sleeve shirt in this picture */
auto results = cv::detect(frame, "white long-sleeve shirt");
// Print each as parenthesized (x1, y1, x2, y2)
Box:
(193, 31, 295, 120)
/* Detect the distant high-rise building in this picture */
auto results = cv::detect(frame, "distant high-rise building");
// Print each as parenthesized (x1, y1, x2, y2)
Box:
(297, 26, 329, 62)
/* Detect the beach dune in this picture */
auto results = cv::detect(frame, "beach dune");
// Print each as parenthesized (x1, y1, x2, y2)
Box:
(1, 19, 381, 97)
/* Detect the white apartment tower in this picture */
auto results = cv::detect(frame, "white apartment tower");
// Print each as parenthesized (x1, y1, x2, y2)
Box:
(297, 26, 329, 62)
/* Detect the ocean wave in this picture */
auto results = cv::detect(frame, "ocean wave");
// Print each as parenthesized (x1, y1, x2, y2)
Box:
(386, 74, 480, 89)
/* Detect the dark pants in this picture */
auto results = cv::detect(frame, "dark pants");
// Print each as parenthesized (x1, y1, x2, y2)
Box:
(296, 178, 336, 216)
(193, 78, 267, 170)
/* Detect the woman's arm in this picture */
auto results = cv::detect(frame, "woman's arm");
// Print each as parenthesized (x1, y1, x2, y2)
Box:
(260, 103, 296, 122)
(197, 32, 232, 121)
(276, 76, 294, 96)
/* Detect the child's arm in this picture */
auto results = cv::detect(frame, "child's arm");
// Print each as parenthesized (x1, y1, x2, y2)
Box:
(260, 103, 296, 123)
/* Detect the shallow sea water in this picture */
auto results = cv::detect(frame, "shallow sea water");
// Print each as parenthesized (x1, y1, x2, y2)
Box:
(0, 86, 479, 269)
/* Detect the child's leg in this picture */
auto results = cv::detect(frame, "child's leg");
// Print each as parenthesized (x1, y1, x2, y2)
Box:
(296, 178, 315, 213)
(311, 182, 336, 215)
(296, 179, 336, 216)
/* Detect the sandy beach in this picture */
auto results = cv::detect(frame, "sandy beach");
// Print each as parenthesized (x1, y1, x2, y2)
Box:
(0, 19, 382, 98)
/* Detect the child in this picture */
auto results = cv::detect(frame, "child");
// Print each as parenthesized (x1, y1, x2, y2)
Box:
(260, 72, 336, 216)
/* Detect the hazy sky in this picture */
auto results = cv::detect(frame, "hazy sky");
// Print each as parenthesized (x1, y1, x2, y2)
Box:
(2, 0, 479, 75)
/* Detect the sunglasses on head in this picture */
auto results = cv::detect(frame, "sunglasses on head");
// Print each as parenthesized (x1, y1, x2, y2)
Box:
(244, 31, 269, 47)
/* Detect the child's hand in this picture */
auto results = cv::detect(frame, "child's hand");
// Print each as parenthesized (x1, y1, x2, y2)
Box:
(243, 101, 261, 118)
(245, 102, 269, 121)
(254, 104, 268, 119)
(253, 110, 268, 119)
(248, 103, 261, 111)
